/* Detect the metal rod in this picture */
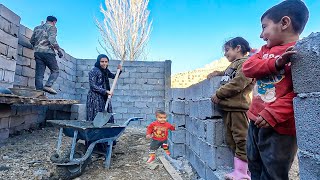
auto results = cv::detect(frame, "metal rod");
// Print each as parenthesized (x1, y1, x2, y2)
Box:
(56, 128, 63, 155)
(69, 130, 78, 161)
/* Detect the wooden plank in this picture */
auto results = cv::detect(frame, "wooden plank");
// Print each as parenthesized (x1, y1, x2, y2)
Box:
(0, 94, 79, 105)
(159, 156, 183, 180)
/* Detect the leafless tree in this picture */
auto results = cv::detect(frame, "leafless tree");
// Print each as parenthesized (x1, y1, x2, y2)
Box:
(97, 0, 152, 61)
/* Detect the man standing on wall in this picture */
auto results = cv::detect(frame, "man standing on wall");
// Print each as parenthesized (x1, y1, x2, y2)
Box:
(30, 15, 63, 94)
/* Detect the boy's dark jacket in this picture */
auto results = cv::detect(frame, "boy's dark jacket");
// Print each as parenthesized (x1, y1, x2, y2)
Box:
(215, 57, 254, 111)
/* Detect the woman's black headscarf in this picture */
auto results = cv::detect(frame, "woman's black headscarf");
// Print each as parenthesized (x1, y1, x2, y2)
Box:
(95, 54, 111, 90)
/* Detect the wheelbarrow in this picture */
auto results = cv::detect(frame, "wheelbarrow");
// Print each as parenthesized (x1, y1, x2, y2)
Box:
(47, 117, 143, 179)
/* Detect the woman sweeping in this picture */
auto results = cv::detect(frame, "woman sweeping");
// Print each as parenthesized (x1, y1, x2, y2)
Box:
(86, 54, 121, 123)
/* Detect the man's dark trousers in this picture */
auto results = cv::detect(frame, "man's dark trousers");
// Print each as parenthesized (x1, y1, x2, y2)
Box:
(34, 52, 59, 90)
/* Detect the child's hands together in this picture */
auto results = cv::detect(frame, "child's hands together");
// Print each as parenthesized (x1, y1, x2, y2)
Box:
(275, 46, 296, 70)
(146, 134, 152, 139)
(255, 116, 271, 128)
(211, 94, 221, 104)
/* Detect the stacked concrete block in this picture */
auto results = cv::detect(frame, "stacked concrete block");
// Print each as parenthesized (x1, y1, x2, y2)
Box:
(291, 32, 320, 180)
(75, 59, 169, 125)
(0, 4, 20, 88)
(70, 104, 86, 120)
(169, 75, 234, 180)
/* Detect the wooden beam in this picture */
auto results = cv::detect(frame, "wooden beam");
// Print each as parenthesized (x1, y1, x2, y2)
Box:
(0, 94, 79, 105)
(159, 156, 183, 180)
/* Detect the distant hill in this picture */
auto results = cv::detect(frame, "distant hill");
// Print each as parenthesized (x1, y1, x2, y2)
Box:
(171, 57, 230, 88)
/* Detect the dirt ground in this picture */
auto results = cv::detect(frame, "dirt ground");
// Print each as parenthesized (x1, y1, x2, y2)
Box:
(0, 126, 299, 180)
(0, 126, 189, 180)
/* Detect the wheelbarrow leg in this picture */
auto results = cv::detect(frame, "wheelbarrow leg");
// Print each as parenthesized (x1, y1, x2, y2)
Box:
(69, 130, 78, 161)
(56, 128, 63, 155)
(104, 140, 113, 169)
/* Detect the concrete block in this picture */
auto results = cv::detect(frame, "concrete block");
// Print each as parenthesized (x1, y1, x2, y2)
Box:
(0, 56, 16, 71)
(215, 119, 225, 146)
(171, 100, 185, 114)
(25, 27, 33, 39)
(171, 114, 186, 127)
(198, 98, 222, 119)
(291, 32, 320, 93)
(171, 88, 185, 100)
(216, 146, 233, 167)
(294, 93, 320, 154)
(147, 67, 160, 73)
(9, 23, 19, 37)
(194, 119, 206, 140)
(189, 100, 199, 118)
(185, 116, 193, 132)
(3, 70, 14, 82)
(206, 119, 216, 146)
(184, 100, 190, 116)
(0, 41, 8, 55)
(0, 117, 10, 129)
(16, 55, 30, 66)
(22, 66, 35, 77)
(168, 139, 185, 158)
(200, 141, 216, 170)
(191, 83, 203, 100)
(0, 4, 21, 25)
(170, 128, 186, 144)
(7, 46, 17, 60)
(0, 16, 10, 33)
(0, 128, 9, 141)
(298, 150, 320, 180)
(0, 29, 18, 48)
(70, 104, 86, 113)
(186, 130, 190, 146)
(202, 76, 222, 98)
(190, 133, 200, 155)
(194, 154, 206, 179)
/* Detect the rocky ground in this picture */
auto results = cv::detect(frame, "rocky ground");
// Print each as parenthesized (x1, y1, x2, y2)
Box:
(0, 126, 299, 180)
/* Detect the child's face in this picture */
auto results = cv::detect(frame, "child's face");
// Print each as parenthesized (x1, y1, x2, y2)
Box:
(224, 45, 240, 62)
(100, 57, 109, 69)
(156, 113, 167, 123)
(260, 17, 283, 48)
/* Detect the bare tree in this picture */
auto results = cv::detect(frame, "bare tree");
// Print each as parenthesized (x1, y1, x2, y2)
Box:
(97, 0, 152, 61)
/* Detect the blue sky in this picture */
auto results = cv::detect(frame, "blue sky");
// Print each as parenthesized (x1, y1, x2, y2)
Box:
(1, 0, 319, 74)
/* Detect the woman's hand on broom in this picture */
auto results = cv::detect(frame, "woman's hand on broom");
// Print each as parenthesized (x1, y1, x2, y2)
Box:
(117, 65, 122, 70)
(106, 90, 113, 96)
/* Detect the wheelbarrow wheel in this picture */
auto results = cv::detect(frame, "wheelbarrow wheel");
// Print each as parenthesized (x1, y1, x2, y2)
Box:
(54, 143, 91, 180)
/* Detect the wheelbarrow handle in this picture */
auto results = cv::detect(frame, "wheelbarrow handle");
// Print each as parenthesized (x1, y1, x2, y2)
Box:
(122, 117, 143, 127)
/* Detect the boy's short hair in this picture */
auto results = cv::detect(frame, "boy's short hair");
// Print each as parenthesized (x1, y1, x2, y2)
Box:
(47, 16, 57, 22)
(155, 109, 166, 116)
(261, 0, 309, 34)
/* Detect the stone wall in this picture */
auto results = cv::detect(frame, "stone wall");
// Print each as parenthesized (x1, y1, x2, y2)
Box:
(168, 77, 234, 179)
(291, 32, 320, 180)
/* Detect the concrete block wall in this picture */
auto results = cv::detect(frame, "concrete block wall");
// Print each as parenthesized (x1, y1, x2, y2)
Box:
(168, 76, 234, 180)
(292, 32, 320, 180)
(0, 4, 20, 88)
(14, 23, 78, 100)
(0, 104, 47, 142)
(0, 4, 171, 130)
(76, 59, 171, 126)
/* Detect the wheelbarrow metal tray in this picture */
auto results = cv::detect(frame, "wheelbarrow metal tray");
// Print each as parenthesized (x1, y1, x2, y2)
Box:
(47, 120, 125, 142)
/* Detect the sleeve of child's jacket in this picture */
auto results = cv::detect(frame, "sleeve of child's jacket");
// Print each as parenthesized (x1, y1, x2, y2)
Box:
(169, 123, 175, 131)
(215, 63, 253, 99)
(259, 92, 296, 127)
(242, 48, 279, 79)
(146, 123, 154, 135)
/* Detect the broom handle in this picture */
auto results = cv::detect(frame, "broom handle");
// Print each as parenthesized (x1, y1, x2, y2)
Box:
(104, 60, 124, 111)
